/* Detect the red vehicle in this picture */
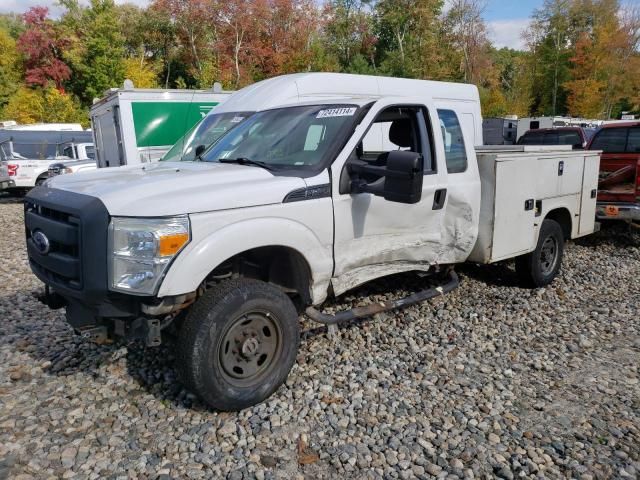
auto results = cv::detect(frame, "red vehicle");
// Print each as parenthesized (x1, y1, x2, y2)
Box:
(517, 126, 596, 149)
(588, 121, 640, 221)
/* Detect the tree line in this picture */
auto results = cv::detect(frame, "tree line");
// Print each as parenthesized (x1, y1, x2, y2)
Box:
(0, 0, 638, 127)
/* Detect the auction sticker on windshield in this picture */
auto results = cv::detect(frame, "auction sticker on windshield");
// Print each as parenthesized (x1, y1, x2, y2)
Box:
(317, 107, 357, 118)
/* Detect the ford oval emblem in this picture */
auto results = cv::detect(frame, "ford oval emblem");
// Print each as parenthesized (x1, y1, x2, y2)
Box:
(33, 230, 51, 255)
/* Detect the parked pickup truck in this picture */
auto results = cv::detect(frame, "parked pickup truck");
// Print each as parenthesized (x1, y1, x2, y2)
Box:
(25, 73, 600, 411)
(48, 159, 97, 178)
(517, 126, 595, 150)
(0, 161, 15, 191)
(0, 129, 94, 190)
(588, 121, 640, 221)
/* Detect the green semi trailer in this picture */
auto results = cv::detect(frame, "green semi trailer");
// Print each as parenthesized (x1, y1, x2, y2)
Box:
(90, 82, 234, 168)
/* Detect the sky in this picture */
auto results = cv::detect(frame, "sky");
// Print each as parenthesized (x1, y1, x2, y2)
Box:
(483, 0, 544, 50)
(0, 0, 543, 51)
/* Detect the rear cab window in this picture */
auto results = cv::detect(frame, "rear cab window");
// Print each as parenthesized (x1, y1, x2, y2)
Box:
(437, 109, 467, 173)
(519, 131, 544, 145)
(590, 128, 629, 153)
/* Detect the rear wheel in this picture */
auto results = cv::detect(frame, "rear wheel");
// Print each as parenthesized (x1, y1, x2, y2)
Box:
(35, 175, 48, 187)
(177, 278, 300, 411)
(515, 219, 565, 288)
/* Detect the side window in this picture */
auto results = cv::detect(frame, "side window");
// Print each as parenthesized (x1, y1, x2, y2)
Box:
(519, 131, 543, 144)
(590, 128, 628, 153)
(355, 106, 434, 172)
(626, 128, 640, 153)
(530, 121, 540, 130)
(543, 131, 559, 145)
(85, 146, 95, 159)
(62, 146, 74, 158)
(437, 109, 467, 173)
(558, 131, 582, 147)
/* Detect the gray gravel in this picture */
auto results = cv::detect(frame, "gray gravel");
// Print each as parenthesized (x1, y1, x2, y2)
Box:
(1, 199, 639, 479)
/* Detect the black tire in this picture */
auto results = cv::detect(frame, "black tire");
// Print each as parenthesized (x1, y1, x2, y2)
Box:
(515, 219, 565, 288)
(177, 278, 300, 411)
(35, 175, 48, 187)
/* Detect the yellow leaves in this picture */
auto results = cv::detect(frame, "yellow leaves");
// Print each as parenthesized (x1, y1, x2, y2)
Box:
(565, 79, 606, 118)
(123, 57, 159, 88)
(2, 86, 87, 127)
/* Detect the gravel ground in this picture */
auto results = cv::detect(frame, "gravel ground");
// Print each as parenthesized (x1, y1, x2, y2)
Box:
(0, 198, 639, 480)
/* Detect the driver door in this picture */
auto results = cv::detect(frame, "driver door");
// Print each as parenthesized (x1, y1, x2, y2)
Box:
(330, 99, 449, 296)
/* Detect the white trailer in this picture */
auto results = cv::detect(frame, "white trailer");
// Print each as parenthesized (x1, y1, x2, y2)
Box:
(90, 83, 234, 168)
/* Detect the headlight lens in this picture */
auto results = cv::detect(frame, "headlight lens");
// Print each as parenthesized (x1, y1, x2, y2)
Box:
(108, 216, 190, 295)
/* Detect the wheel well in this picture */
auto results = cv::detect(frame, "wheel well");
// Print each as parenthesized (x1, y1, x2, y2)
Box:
(545, 208, 572, 239)
(204, 246, 313, 310)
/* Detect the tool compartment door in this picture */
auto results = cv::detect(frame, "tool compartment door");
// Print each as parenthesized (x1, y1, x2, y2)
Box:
(534, 154, 583, 198)
(579, 153, 600, 235)
(492, 158, 537, 260)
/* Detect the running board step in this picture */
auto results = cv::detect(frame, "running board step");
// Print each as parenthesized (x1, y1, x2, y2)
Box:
(305, 270, 459, 326)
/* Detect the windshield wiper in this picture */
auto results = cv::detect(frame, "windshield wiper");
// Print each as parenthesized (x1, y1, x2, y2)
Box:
(217, 157, 275, 171)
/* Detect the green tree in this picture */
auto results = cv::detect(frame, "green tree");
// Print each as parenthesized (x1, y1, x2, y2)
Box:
(0, 28, 22, 112)
(62, 0, 126, 103)
(375, 0, 445, 79)
(527, 0, 572, 115)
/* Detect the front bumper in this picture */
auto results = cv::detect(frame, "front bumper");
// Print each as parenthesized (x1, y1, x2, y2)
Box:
(24, 187, 163, 344)
(0, 179, 15, 190)
(596, 202, 640, 222)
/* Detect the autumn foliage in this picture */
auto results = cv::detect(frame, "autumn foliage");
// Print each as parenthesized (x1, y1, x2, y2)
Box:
(0, 0, 638, 126)
(16, 6, 70, 91)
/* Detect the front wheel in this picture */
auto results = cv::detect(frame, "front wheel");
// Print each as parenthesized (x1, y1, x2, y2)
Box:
(177, 278, 300, 411)
(515, 219, 565, 288)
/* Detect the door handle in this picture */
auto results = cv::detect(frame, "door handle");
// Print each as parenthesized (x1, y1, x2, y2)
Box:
(432, 188, 447, 210)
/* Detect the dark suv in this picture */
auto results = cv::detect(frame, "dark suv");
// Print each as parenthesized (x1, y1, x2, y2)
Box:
(517, 127, 596, 149)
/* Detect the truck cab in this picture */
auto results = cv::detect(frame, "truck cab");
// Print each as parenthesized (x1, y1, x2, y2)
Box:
(24, 73, 599, 411)
(588, 121, 640, 221)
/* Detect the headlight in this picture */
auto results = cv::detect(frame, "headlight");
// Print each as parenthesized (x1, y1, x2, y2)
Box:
(108, 216, 190, 295)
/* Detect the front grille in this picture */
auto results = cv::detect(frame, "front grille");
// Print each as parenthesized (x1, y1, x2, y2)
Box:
(25, 200, 82, 290)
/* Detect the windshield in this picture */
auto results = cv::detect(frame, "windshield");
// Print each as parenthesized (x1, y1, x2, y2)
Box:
(162, 111, 253, 162)
(200, 104, 361, 169)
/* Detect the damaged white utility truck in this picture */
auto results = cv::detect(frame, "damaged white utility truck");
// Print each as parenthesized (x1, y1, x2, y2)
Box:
(25, 73, 600, 411)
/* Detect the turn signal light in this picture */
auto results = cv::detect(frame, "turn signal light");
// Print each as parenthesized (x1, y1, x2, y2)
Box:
(159, 233, 189, 257)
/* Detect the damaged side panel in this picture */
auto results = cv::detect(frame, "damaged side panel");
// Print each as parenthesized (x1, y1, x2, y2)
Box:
(330, 174, 479, 297)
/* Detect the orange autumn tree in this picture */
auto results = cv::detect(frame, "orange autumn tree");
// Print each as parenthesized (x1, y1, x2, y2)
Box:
(565, 1, 640, 118)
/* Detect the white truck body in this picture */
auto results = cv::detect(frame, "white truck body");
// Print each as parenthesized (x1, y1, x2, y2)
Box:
(90, 87, 234, 168)
(0, 130, 94, 188)
(26, 73, 600, 410)
(470, 146, 599, 263)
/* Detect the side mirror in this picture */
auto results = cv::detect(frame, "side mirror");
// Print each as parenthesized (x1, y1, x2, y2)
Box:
(194, 144, 206, 157)
(349, 150, 424, 204)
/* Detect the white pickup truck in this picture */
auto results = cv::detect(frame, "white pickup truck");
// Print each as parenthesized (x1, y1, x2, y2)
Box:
(0, 130, 94, 190)
(25, 73, 600, 411)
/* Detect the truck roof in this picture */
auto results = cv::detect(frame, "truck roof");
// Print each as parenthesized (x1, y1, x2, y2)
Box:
(0, 130, 93, 144)
(598, 121, 640, 129)
(216, 73, 480, 115)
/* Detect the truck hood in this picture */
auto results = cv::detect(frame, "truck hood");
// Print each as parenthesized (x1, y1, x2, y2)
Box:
(45, 161, 307, 216)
